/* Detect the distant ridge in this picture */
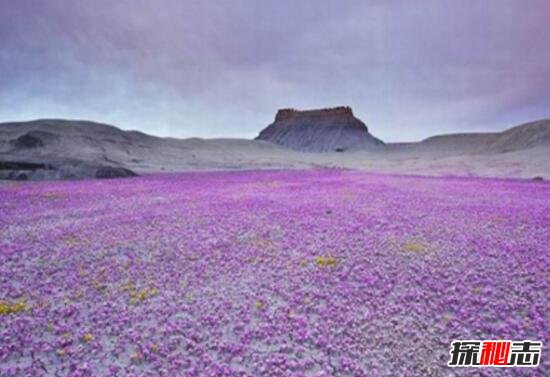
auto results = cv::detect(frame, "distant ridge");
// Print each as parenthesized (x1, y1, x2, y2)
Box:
(0, 116, 548, 180)
(408, 119, 550, 155)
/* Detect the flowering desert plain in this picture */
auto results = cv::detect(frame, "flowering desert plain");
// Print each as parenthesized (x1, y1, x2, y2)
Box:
(0, 170, 548, 376)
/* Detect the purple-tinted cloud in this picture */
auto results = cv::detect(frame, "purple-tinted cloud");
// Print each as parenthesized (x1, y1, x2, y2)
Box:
(1, 0, 549, 141)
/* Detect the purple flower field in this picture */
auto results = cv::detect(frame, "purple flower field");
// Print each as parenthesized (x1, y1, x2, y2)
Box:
(1, 170, 548, 376)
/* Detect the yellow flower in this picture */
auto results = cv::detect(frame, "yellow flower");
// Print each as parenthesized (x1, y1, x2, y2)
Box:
(128, 287, 157, 304)
(314, 256, 338, 267)
(82, 333, 94, 343)
(402, 242, 425, 253)
(0, 300, 27, 315)
(131, 351, 142, 364)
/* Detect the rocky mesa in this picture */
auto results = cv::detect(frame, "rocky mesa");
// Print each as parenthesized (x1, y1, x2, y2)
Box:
(256, 106, 384, 152)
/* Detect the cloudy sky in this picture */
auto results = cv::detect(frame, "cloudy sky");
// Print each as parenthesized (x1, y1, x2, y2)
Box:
(1, 0, 549, 141)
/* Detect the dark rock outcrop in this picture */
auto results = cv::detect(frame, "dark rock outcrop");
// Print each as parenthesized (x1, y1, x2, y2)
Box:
(0, 159, 137, 181)
(10, 130, 60, 149)
(0, 161, 49, 170)
(95, 166, 137, 179)
(256, 106, 384, 152)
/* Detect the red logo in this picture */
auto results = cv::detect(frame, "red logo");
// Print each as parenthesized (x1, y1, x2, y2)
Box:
(448, 340, 542, 367)
(480, 341, 510, 366)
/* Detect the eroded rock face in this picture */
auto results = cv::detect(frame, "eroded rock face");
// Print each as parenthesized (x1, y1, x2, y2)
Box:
(256, 106, 384, 152)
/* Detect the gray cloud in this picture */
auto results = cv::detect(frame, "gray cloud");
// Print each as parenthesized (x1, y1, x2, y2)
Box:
(1, 0, 550, 141)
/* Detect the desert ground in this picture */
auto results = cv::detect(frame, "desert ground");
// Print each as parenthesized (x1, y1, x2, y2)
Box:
(1, 117, 549, 376)
(1, 170, 548, 376)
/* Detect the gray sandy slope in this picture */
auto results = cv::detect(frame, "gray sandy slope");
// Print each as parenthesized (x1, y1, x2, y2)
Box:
(0, 118, 548, 180)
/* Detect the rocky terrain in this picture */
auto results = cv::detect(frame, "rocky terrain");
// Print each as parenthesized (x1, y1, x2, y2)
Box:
(0, 113, 549, 181)
(256, 107, 384, 152)
(0, 119, 295, 180)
